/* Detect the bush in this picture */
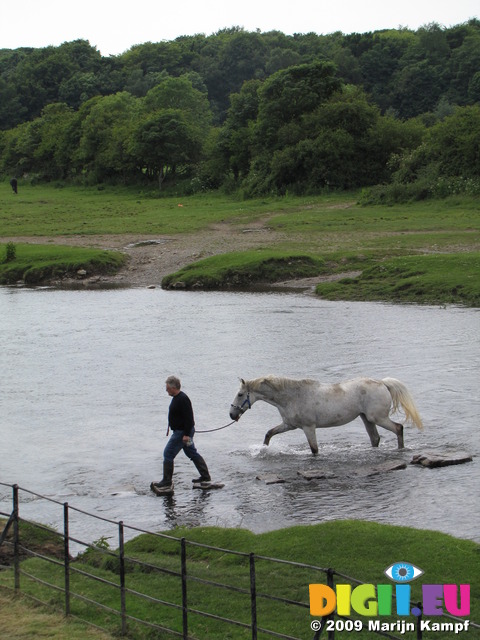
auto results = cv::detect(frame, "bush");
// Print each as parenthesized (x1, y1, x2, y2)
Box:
(4, 242, 16, 263)
(431, 176, 480, 198)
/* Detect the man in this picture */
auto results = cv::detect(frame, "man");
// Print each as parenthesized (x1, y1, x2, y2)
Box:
(151, 376, 211, 493)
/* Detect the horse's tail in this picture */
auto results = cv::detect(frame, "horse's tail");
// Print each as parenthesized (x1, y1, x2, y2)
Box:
(382, 378, 423, 430)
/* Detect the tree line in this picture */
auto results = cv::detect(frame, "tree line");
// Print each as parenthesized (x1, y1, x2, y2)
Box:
(0, 21, 479, 199)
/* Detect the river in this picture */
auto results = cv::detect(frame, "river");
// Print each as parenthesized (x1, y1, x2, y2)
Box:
(1, 287, 478, 547)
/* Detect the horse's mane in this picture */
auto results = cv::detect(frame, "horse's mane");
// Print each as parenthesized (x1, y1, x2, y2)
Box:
(247, 375, 317, 392)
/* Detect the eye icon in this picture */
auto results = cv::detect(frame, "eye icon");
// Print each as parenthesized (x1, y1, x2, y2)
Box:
(384, 562, 424, 583)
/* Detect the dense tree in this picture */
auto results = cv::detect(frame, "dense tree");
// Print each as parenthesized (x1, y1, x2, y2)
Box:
(121, 40, 189, 77)
(248, 83, 422, 193)
(132, 109, 204, 189)
(58, 72, 102, 109)
(144, 76, 211, 128)
(0, 23, 478, 196)
(218, 79, 261, 180)
(0, 76, 25, 129)
(391, 61, 446, 118)
(358, 31, 414, 113)
(265, 47, 302, 75)
(76, 92, 141, 182)
(0, 121, 34, 176)
(255, 61, 341, 150)
(448, 30, 480, 103)
(363, 106, 479, 202)
(30, 103, 76, 179)
(415, 23, 451, 64)
(1, 23, 479, 131)
(5, 40, 102, 122)
(195, 28, 268, 121)
(426, 105, 480, 177)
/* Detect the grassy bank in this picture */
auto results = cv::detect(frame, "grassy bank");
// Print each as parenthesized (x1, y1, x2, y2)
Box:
(315, 253, 480, 306)
(0, 243, 126, 285)
(1, 183, 479, 304)
(0, 520, 478, 639)
(162, 248, 480, 306)
(162, 250, 326, 289)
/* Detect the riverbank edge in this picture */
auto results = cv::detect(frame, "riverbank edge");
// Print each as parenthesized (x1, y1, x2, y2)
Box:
(1, 240, 479, 307)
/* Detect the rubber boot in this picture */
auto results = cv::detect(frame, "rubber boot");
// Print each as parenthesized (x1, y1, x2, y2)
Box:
(153, 461, 174, 489)
(192, 456, 211, 484)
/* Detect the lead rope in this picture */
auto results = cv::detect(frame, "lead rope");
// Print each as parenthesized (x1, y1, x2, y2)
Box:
(196, 420, 236, 433)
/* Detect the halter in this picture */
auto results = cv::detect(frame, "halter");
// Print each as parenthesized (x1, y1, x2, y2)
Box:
(230, 391, 251, 414)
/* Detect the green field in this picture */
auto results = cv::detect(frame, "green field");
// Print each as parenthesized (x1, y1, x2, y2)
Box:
(1, 183, 479, 304)
(0, 183, 309, 236)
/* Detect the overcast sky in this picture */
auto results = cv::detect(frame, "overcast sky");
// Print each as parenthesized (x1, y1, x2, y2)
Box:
(1, 0, 478, 56)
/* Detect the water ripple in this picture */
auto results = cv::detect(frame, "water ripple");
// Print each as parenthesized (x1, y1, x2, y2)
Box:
(0, 289, 478, 543)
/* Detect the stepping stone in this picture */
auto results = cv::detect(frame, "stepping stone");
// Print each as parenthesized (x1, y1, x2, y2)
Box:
(151, 482, 174, 496)
(256, 474, 285, 484)
(297, 470, 335, 480)
(356, 462, 407, 477)
(411, 452, 473, 468)
(192, 482, 225, 490)
(109, 484, 137, 496)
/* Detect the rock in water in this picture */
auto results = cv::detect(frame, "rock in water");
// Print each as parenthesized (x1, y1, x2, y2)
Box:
(411, 452, 473, 468)
(192, 482, 225, 490)
(297, 470, 335, 480)
(150, 481, 174, 495)
(256, 474, 285, 484)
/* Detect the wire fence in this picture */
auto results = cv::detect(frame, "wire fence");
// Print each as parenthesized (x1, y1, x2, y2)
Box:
(0, 482, 477, 640)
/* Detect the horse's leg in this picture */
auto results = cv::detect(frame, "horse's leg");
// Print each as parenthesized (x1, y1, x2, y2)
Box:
(302, 426, 319, 456)
(360, 414, 380, 447)
(263, 422, 296, 446)
(374, 417, 404, 449)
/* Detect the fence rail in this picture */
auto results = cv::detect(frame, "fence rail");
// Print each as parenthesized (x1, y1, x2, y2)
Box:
(0, 482, 477, 640)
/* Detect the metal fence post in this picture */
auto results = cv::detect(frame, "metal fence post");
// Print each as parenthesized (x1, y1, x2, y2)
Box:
(181, 538, 188, 639)
(416, 603, 423, 640)
(13, 484, 20, 591)
(63, 503, 70, 616)
(250, 553, 258, 640)
(119, 521, 127, 636)
(326, 569, 335, 640)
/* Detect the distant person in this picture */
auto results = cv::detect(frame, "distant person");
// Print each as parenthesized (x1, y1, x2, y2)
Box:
(10, 178, 18, 194)
(151, 376, 212, 494)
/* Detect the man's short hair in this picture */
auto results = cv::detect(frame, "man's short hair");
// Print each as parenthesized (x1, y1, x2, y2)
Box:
(166, 375, 181, 389)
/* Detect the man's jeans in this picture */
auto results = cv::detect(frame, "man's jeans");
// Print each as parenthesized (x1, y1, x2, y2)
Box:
(164, 429, 200, 463)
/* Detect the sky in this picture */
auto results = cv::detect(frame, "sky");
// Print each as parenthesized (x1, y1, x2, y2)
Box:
(1, 0, 478, 56)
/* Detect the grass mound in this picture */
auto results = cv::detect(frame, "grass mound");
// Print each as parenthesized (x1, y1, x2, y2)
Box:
(162, 250, 325, 289)
(0, 243, 126, 285)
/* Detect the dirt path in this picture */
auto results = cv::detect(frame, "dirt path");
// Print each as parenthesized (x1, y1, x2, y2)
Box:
(4, 224, 358, 290)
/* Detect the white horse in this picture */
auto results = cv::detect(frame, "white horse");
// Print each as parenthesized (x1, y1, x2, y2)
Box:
(229, 375, 423, 455)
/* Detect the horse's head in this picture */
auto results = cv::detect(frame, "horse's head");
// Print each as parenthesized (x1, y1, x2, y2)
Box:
(229, 378, 252, 421)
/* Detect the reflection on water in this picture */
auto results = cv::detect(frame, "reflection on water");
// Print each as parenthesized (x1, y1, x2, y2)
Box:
(0, 287, 478, 544)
